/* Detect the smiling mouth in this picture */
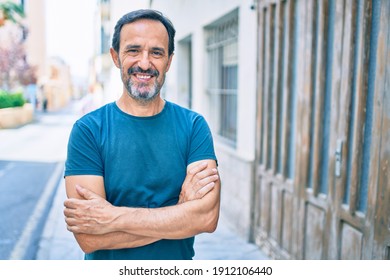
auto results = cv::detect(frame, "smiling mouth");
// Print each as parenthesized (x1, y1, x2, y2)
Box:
(128, 67, 159, 81)
(134, 74, 153, 81)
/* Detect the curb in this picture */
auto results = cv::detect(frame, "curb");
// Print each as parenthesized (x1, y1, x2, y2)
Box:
(9, 162, 64, 260)
(36, 172, 83, 260)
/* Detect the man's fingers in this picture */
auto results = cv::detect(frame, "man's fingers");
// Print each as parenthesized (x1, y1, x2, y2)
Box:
(195, 182, 215, 199)
(197, 174, 219, 189)
(189, 168, 218, 185)
(188, 161, 208, 175)
(63, 205, 83, 222)
(180, 162, 219, 203)
(193, 174, 219, 199)
(197, 168, 218, 180)
(63, 206, 72, 217)
(66, 223, 88, 234)
(63, 198, 79, 210)
(64, 212, 99, 234)
(75, 184, 99, 200)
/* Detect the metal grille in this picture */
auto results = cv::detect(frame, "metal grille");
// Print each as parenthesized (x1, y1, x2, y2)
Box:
(206, 12, 238, 145)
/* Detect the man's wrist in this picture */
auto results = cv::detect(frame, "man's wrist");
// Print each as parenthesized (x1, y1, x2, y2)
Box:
(111, 206, 136, 233)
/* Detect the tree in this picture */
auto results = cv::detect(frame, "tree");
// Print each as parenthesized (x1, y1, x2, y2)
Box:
(0, 1, 33, 91)
(0, 1, 25, 27)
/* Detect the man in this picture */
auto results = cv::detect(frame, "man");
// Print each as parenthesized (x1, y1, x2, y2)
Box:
(63, 9, 220, 260)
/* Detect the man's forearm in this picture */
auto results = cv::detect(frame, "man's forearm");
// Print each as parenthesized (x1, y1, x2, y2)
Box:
(111, 185, 220, 239)
(74, 231, 160, 253)
(64, 160, 221, 241)
(68, 189, 219, 241)
(110, 160, 221, 239)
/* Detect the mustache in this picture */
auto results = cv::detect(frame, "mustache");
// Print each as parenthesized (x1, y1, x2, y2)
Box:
(127, 66, 159, 76)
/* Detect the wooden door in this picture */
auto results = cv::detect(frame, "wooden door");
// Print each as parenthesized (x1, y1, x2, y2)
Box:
(368, 0, 390, 259)
(253, 0, 297, 259)
(253, 0, 390, 259)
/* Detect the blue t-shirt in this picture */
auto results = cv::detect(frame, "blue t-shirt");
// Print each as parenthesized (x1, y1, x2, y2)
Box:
(64, 101, 217, 260)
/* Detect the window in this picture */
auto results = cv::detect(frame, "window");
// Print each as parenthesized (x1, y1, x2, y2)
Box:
(100, 0, 111, 54)
(178, 36, 193, 109)
(206, 10, 239, 146)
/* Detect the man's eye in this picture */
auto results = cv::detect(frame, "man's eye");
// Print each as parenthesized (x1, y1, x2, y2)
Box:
(127, 49, 139, 54)
(152, 51, 163, 57)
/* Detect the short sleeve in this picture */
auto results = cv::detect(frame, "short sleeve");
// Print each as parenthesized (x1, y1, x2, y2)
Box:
(187, 115, 217, 166)
(64, 121, 104, 177)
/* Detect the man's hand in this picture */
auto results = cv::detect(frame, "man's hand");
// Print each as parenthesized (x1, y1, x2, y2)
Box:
(179, 161, 219, 204)
(64, 185, 118, 235)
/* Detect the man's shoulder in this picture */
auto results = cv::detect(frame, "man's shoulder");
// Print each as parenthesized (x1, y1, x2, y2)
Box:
(166, 101, 204, 121)
(76, 102, 115, 127)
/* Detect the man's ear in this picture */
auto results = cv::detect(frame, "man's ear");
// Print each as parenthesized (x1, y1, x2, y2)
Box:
(110, 47, 120, 68)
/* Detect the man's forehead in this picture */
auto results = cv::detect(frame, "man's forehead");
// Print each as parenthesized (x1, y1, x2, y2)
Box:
(119, 19, 169, 48)
(121, 19, 167, 35)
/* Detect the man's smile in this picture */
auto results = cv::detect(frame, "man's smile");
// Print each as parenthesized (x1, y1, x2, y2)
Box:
(133, 73, 154, 82)
(128, 66, 159, 81)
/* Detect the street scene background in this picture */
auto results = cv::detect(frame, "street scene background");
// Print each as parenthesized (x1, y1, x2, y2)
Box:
(1, 0, 389, 260)
(0, 0, 269, 260)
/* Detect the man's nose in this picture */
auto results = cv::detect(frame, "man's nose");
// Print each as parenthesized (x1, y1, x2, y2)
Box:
(138, 51, 151, 70)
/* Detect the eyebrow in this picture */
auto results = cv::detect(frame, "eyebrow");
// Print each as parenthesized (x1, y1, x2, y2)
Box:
(124, 45, 166, 54)
(151, 47, 166, 54)
(124, 44, 141, 50)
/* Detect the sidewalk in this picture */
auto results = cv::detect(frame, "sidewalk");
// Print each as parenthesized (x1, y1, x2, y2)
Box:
(37, 177, 270, 260)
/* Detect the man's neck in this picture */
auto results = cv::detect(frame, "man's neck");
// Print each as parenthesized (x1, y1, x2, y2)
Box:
(116, 93, 165, 117)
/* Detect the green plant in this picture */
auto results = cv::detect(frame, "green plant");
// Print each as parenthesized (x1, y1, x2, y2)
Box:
(0, 91, 25, 109)
(0, 2, 29, 91)
(0, 1, 25, 26)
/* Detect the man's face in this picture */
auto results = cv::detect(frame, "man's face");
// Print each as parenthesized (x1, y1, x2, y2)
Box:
(111, 19, 173, 103)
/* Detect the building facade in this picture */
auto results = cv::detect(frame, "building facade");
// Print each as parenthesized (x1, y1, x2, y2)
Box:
(24, 0, 46, 80)
(150, 0, 259, 243)
(0, 0, 73, 110)
(97, 0, 390, 259)
(252, 0, 390, 260)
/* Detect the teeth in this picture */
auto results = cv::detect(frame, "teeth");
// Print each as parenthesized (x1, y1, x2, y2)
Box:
(136, 74, 151, 79)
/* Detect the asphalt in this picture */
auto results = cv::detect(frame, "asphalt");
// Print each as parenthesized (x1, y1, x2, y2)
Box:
(36, 176, 270, 260)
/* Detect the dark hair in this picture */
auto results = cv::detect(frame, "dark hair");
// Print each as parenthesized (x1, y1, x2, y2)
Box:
(112, 9, 176, 56)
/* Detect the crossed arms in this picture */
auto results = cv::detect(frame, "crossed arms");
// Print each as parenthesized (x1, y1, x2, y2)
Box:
(63, 159, 220, 253)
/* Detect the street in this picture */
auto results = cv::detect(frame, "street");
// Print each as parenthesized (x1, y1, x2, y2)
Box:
(0, 103, 79, 259)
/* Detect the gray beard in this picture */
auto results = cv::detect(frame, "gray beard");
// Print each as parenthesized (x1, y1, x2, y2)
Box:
(125, 78, 161, 104)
